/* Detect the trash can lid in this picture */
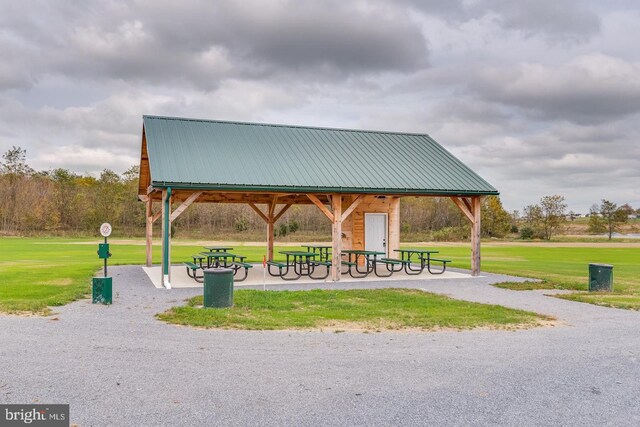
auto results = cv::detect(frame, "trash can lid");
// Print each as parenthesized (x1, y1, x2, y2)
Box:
(204, 267, 234, 275)
(589, 263, 613, 268)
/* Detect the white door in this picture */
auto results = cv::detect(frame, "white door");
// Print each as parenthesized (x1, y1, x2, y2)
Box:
(365, 213, 387, 255)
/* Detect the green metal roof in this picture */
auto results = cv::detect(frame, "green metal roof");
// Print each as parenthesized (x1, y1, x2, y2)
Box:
(142, 115, 498, 196)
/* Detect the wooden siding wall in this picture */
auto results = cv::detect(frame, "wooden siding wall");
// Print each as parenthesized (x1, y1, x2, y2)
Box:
(342, 196, 400, 256)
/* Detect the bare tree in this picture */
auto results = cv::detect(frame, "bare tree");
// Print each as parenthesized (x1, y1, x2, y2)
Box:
(599, 200, 627, 240)
(587, 204, 606, 234)
(539, 195, 567, 240)
(522, 196, 567, 240)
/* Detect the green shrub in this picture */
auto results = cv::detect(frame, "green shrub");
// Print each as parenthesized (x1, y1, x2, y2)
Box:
(431, 226, 469, 241)
(234, 217, 249, 232)
(520, 226, 534, 239)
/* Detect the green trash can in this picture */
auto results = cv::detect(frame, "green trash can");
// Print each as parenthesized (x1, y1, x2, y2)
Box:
(203, 268, 234, 308)
(589, 263, 613, 292)
(92, 277, 112, 304)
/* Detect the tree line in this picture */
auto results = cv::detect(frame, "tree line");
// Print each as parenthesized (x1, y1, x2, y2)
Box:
(1, 146, 635, 241)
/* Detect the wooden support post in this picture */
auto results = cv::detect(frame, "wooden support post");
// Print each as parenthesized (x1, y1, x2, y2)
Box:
(268, 196, 277, 262)
(451, 196, 482, 276)
(388, 197, 400, 256)
(471, 196, 481, 276)
(267, 220, 274, 261)
(145, 197, 153, 267)
(248, 200, 285, 262)
(268, 198, 277, 218)
(331, 194, 342, 281)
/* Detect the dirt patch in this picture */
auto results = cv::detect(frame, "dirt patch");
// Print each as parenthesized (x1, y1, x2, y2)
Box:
(166, 316, 560, 333)
(314, 317, 559, 333)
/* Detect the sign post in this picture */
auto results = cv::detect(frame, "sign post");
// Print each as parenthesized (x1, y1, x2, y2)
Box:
(99, 222, 112, 276)
(93, 223, 113, 305)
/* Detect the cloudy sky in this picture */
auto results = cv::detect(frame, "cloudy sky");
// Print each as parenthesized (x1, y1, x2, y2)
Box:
(1, 0, 638, 212)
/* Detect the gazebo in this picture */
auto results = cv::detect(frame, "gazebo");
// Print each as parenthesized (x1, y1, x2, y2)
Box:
(137, 115, 498, 288)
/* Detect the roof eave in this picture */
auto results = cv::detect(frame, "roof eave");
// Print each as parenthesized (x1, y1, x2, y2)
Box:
(150, 181, 499, 196)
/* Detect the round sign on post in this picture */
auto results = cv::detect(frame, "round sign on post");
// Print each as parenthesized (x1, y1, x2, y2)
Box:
(100, 223, 112, 237)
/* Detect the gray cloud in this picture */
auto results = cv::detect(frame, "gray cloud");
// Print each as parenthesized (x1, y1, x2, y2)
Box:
(398, 0, 600, 40)
(478, 0, 601, 40)
(0, 0, 638, 213)
(470, 54, 640, 124)
(0, 0, 428, 92)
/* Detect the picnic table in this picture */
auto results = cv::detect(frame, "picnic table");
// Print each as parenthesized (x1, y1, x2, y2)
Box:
(198, 251, 244, 268)
(185, 251, 252, 282)
(394, 249, 451, 275)
(203, 246, 234, 253)
(302, 245, 332, 262)
(266, 251, 330, 280)
(342, 249, 391, 278)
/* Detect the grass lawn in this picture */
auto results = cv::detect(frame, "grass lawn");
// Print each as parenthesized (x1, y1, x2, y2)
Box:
(410, 244, 640, 309)
(157, 288, 548, 331)
(0, 237, 307, 314)
(1, 237, 639, 313)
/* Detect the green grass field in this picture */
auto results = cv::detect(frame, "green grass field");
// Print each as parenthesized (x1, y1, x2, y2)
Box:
(157, 289, 547, 331)
(1, 237, 639, 313)
(0, 237, 306, 313)
(406, 243, 640, 309)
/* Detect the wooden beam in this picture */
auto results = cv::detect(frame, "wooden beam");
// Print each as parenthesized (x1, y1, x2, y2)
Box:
(331, 194, 342, 281)
(266, 198, 280, 261)
(268, 198, 278, 218)
(341, 195, 364, 222)
(307, 194, 334, 222)
(170, 191, 202, 222)
(462, 197, 473, 213)
(267, 220, 275, 261)
(267, 220, 274, 261)
(248, 202, 269, 223)
(273, 204, 292, 222)
(450, 196, 474, 223)
(145, 197, 153, 267)
(471, 196, 481, 276)
(152, 211, 162, 223)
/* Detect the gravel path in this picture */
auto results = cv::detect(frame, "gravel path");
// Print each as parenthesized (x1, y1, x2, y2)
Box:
(1, 266, 639, 426)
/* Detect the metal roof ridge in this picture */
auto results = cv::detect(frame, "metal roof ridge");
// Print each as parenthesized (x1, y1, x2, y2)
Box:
(142, 114, 432, 138)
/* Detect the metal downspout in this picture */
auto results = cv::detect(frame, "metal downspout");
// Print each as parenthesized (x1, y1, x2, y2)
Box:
(163, 187, 172, 289)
